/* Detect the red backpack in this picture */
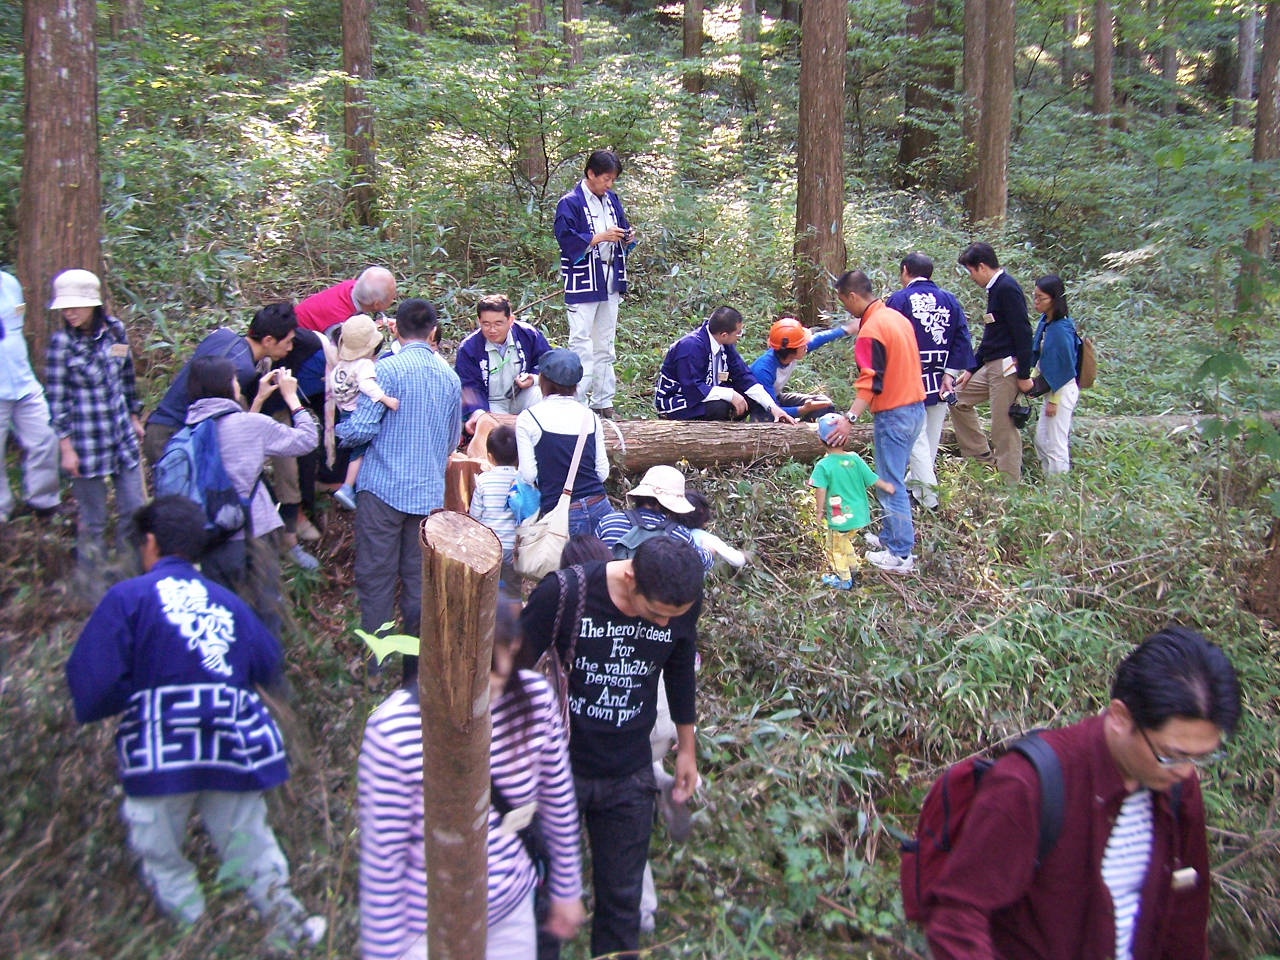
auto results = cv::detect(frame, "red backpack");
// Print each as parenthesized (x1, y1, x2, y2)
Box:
(899, 733, 1064, 923)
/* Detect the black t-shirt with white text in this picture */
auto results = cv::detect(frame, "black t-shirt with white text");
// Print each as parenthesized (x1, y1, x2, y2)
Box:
(521, 563, 699, 779)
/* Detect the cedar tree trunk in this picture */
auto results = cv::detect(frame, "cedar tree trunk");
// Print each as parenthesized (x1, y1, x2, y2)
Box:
(1235, 4, 1259, 126)
(18, 0, 102, 357)
(898, 0, 941, 182)
(342, 0, 378, 226)
(408, 0, 428, 34)
(1092, 0, 1113, 131)
(972, 0, 1015, 223)
(1238, 1, 1280, 314)
(564, 0, 583, 65)
(516, 0, 549, 189)
(794, 0, 847, 325)
(961, 0, 987, 206)
(684, 0, 704, 93)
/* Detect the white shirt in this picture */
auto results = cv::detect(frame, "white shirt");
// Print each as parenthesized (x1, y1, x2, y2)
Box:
(705, 337, 779, 413)
(1101, 788, 1154, 960)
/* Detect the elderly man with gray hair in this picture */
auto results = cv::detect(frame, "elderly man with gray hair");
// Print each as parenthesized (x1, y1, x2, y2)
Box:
(294, 266, 397, 334)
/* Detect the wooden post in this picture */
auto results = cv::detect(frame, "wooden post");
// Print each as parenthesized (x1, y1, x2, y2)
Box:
(419, 512, 503, 960)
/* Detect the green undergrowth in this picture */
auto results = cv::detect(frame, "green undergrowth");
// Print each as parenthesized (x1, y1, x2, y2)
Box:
(2, 0, 1279, 957)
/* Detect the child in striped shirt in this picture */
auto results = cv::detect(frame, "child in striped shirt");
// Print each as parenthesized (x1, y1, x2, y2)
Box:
(469, 424, 520, 564)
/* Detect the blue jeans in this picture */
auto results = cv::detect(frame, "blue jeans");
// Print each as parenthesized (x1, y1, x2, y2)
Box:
(574, 764, 657, 959)
(873, 402, 924, 558)
(567, 495, 612, 537)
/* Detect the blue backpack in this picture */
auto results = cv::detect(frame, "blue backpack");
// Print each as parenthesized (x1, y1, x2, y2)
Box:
(154, 414, 256, 543)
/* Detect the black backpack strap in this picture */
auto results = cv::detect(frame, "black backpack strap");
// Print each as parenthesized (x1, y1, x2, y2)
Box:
(1009, 732, 1065, 867)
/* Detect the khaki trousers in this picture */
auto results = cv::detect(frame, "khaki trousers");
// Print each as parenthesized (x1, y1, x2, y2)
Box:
(950, 360, 1023, 481)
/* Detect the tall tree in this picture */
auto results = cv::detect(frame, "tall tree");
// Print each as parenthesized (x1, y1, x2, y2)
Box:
(1063, 7, 1078, 86)
(794, 0, 847, 324)
(109, 0, 143, 40)
(408, 0, 428, 34)
(1093, 0, 1114, 130)
(970, 0, 1015, 222)
(342, 0, 378, 227)
(1238, 1, 1279, 313)
(741, 0, 761, 98)
(1235, 3, 1259, 126)
(898, 0, 943, 182)
(1161, 2, 1180, 116)
(564, 0, 583, 65)
(516, 0, 549, 189)
(961, 0, 987, 205)
(18, 0, 102, 357)
(684, 0, 705, 93)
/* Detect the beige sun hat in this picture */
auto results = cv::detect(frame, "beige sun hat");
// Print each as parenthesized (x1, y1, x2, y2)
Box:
(49, 269, 103, 310)
(628, 464, 695, 514)
(337, 314, 383, 361)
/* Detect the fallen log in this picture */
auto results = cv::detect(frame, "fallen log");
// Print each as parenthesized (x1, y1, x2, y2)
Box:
(483, 411, 1280, 475)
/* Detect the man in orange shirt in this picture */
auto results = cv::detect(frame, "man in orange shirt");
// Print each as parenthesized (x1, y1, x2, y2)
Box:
(824, 270, 925, 573)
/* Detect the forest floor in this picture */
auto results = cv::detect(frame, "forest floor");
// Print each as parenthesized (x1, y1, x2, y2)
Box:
(2, 3, 1280, 957)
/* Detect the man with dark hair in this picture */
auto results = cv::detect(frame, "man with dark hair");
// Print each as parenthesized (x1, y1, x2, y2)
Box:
(336, 298, 461, 658)
(521, 536, 705, 960)
(952, 242, 1034, 481)
(554, 149, 635, 418)
(924, 625, 1241, 960)
(825, 271, 925, 574)
(144, 302, 298, 464)
(65, 495, 324, 945)
(456, 293, 551, 430)
(294, 265, 397, 334)
(655, 307, 795, 422)
(883, 252, 975, 509)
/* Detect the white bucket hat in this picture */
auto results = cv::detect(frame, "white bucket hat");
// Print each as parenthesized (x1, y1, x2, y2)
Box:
(337, 314, 383, 361)
(628, 464, 695, 514)
(50, 269, 103, 310)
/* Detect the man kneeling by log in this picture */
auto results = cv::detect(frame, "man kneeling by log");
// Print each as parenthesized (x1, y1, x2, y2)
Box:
(654, 307, 795, 423)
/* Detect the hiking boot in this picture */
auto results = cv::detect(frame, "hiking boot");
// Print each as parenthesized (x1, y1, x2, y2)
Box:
(867, 549, 914, 574)
(821, 573, 855, 590)
(295, 515, 322, 542)
(287, 543, 320, 571)
(332, 485, 357, 511)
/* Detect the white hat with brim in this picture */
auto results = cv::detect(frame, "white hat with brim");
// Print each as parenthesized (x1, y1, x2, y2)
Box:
(628, 464, 695, 514)
(49, 269, 103, 310)
(337, 314, 383, 361)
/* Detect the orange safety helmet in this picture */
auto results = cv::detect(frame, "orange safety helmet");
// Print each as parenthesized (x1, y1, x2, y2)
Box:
(768, 317, 812, 352)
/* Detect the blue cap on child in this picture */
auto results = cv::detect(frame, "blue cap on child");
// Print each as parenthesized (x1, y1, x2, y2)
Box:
(817, 413, 844, 445)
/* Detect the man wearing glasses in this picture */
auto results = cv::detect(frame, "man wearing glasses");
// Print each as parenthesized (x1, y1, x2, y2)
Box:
(924, 625, 1240, 960)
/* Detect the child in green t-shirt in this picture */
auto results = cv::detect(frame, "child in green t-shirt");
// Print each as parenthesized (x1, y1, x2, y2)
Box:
(809, 414, 895, 590)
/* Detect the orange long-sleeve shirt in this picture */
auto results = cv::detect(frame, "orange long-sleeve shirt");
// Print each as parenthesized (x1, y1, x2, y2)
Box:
(854, 300, 926, 412)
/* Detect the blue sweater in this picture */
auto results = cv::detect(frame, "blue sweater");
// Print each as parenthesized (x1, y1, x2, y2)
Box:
(455, 321, 551, 420)
(748, 326, 848, 417)
(884, 279, 976, 405)
(554, 183, 631, 305)
(1032, 314, 1081, 392)
(66, 557, 289, 797)
(148, 328, 260, 428)
(655, 324, 759, 419)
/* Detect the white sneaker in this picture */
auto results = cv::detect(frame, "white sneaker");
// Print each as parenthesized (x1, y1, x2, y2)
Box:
(298, 915, 327, 947)
(866, 549, 914, 574)
(864, 532, 882, 549)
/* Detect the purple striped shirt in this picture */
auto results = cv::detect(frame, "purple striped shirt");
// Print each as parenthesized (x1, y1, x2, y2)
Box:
(357, 672, 581, 960)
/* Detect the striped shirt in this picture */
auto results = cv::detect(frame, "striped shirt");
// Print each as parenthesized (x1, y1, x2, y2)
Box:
(335, 341, 461, 515)
(45, 316, 142, 477)
(1101, 788, 1154, 960)
(469, 465, 519, 556)
(357, 672, 581, 960)
(594, 507, 714, 570)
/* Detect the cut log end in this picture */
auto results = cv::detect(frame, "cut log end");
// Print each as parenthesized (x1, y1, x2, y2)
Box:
(420, 511, 503, 574)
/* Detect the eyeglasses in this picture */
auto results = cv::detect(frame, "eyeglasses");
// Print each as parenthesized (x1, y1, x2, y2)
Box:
(1137, 725, 1224, 768)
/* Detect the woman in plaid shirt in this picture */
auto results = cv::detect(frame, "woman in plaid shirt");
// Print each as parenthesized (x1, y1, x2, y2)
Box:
(44, 270, 145, 579)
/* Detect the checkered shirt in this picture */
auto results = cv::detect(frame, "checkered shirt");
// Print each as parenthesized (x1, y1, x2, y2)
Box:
(45, 316, 142, 477)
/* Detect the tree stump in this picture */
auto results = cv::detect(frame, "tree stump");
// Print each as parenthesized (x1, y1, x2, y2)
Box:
(419, 512, 503, 960)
